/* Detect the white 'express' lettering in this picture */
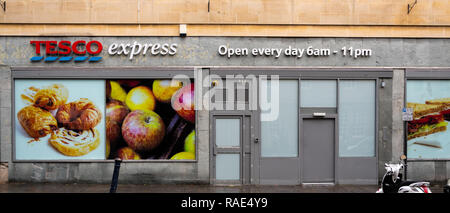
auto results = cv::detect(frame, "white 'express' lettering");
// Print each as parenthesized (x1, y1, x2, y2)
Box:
(108, 42, 178, 60)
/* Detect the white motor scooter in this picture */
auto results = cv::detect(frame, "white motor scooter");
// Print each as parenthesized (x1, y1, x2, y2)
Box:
(376, 155, 432, 193)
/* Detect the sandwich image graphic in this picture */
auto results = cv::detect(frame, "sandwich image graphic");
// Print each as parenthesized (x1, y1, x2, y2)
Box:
(425, 98, 450, 121)
(407, 102, 448, 140)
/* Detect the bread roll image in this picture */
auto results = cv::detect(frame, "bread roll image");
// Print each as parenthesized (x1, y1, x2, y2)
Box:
(426, 98, 450, 106)
(56, 98, 102, 130)
(17, 105, 58, 138)
(49, 127, 100, 156)
(34, 84, 69, 110)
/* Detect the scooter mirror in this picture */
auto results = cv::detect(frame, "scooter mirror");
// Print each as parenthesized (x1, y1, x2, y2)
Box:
(400, 155, 407, 160)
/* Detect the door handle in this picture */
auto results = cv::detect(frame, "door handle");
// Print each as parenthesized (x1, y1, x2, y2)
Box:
(213, 145, 217, 156)
(254, 137, 259, 143)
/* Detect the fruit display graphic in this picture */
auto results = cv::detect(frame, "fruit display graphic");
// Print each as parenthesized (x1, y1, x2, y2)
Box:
(106, 79, 196, 160)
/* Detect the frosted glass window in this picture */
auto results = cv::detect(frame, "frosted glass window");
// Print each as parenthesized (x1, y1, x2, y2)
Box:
(216, 154, 240, 180)
(339, 80, 376, 157)
(215, 119, 240, 147)
(260, 80, 298, 157)
(301, 80, 337, 107)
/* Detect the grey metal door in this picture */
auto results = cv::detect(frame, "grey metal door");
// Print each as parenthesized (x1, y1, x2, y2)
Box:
(302, 118, 335, 183)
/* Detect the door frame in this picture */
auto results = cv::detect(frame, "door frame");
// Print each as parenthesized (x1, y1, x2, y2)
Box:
(210, 111, 255, 185)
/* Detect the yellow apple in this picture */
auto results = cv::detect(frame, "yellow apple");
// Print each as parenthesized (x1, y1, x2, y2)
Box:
(109, 81, 128, 103)
(152, 80, 183, 103)
(125, 86, 156, 111)
(170, 152, 195, 160)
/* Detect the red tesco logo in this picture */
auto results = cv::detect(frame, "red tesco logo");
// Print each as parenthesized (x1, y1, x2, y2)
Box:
(30, 40, 103, 55)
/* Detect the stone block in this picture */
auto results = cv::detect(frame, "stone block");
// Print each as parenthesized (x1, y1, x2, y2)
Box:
(407, 161, 436, 181)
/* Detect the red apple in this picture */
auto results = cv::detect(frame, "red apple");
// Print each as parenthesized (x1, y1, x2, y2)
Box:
(106, 80, 112, 100)
(171, 84, 195, 123)
(121, 110, 165, 152)
(106, 100, 129, 125)
(117, 147, 141, 160)
(106, 138, 111, 159)
(106, 117, 122, 151)
(118, 80, 141, 88)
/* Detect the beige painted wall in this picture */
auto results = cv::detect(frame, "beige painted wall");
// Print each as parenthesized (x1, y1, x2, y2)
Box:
(1, 0, 449, 25)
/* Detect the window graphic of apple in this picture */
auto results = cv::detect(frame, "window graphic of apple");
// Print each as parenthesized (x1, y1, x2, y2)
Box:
(108, 80, 128, 103)
(171, 84, 195, 123)
(117, 147, 141, 160)
(184, 130, 195, 153)
(125, 85, 156, 111)
(170, 151, 195, 160)
(106, 117, 122, 152)
(121, 110, 165, 152)
(153, 79, 183, 103)
(106, 100, 129, 124)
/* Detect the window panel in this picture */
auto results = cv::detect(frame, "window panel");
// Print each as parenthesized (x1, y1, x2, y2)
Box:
(338, 80, 376, 157)
(300, 80, 337, 108)
(260, 79, 298, 157)
(215, 118, 240, 147)
(216, 154, 240, 180)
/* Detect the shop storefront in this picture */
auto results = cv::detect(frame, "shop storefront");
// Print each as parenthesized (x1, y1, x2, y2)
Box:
(0, 37, 449, 184)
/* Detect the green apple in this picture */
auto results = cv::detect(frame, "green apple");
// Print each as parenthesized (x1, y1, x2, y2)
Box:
(170, 152, 195, 160)
(184, 130, 195, 153)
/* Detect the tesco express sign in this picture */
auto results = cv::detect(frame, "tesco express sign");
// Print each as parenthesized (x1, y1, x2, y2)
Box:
(30, 40, 178, 62)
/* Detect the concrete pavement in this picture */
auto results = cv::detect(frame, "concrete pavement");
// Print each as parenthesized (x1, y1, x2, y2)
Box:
(0, 182, 445, 193)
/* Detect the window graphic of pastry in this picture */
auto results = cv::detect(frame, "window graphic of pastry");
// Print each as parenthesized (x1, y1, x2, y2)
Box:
(49, 128, 100, 157)
(51, 98, 103, 156)
(18, 82, 103, 157)
(407, 102, 448, 140)
(17, 105, 58, 139)
(56, 98, 102, 130)
(34, 84, 69, 110)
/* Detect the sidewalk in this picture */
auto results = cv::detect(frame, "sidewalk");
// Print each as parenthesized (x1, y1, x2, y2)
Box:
(0, 182, 444, 193)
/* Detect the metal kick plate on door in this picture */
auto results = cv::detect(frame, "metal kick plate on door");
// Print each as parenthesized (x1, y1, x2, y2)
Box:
(313, 112, 326, 117)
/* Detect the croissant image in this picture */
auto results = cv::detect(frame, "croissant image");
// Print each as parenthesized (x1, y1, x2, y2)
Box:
(34, 84, 69, 110)
(56, 98, 102, 130)
(17, 105, 58, 138)
(49, 127, 100, 156)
